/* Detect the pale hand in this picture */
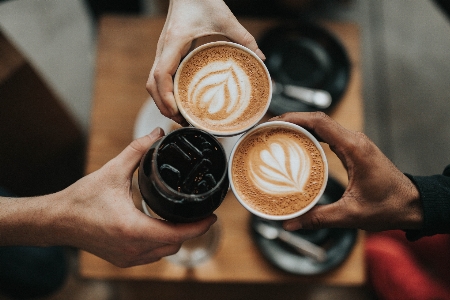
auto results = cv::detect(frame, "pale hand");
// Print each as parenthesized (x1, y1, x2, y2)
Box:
(0, 128, 217, 268)
(146, 0, 265, 124)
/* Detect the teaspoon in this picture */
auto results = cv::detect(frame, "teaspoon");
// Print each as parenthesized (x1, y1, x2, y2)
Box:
(253, 221, 328, 262)
(272, 80, 332, 110)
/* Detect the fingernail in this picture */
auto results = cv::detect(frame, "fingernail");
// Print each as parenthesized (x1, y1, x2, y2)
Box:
(148, 127, 164, 139)
(255, 48, 266, 61)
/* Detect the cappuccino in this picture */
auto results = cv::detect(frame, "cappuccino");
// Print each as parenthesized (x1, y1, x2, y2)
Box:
(174, 41, 272, 136)
(229, 121, 328, 220)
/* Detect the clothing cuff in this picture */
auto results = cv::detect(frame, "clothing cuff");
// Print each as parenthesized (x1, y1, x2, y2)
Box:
(403, 172, 450, 241)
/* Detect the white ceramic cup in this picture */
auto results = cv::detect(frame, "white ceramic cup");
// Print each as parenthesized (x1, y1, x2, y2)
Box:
(174, 41, 272, 137)
(228, 121, 328, 220)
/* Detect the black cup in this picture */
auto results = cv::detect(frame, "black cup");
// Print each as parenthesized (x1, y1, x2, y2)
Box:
(138, 127, 229, 223)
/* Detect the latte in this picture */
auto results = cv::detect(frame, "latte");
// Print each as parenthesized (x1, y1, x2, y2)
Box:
(229, 121, 328, 220)
(174, 41, 272, 136)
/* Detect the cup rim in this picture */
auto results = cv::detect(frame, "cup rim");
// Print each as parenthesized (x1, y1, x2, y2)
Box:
(228, 120, 328, 220)
(173, 41, 272, 137)
(150, 127, 229, 200)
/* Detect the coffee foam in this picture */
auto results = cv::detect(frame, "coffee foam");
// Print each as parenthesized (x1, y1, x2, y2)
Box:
(231, 127, 325, 216)
(175, 44, 270, 135)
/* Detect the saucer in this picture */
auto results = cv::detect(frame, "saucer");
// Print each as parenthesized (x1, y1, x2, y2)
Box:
(258, 22, 351, 114)
(250, 176, 357, 275)
(133, 98, 181, 139)
(133, 98, 241, 158)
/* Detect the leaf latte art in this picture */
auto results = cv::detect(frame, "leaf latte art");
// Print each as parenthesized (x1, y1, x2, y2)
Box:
(231, 125, 326, 217)
(249, 139, 311, 194)
(187, 61, 251, 126)
(174, 43, 271, 135)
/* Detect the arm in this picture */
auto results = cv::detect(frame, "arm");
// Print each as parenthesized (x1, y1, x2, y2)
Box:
(273, 112, 424, 232)
(146, 0, 265, 124)
(0, 128, 217, 267)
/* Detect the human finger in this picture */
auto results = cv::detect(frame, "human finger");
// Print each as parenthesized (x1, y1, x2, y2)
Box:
(130, 243, 183, 267)
(222, 21, 265, 60)
(147, 62, 175, 118)
(271, 112, 365, 165)
(112, 127, 164, 176)
(271, 112, 353, 146)
(152, 41, 193, 123)
(282, 199, 352, 231)
(137, 214, 218, 245)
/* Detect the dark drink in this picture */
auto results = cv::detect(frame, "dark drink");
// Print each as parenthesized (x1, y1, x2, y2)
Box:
(138, 127, 229, 223)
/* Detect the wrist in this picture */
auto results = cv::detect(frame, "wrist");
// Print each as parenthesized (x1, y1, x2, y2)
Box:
(401, 174, 423, 230)
(0, 192, 64, 247)
(44, 185, 84, 248)
(404, 171, 450, 239)
(404, 178, 423, 229)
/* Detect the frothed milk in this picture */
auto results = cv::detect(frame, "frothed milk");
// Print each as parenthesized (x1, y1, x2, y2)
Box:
(229, 121, 328, 220)
(174, 41, 271, 136)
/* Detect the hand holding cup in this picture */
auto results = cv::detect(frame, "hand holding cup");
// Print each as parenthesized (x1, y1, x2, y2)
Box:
(229, 120, 328, 220)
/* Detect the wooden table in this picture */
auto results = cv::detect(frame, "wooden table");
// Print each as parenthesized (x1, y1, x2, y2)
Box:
(80, 16, 364, 286)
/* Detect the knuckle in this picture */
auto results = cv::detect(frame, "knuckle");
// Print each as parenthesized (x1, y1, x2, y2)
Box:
(241, 31, 256, 47)
(112, 219, 139, 243)
(114, 260, 131, 268)
(353, 131, 369, 144)
(347, 131, 373, 156)
(166, 244, 182, 256)
(115, 259, 134, 268)
(165, 25, 184, 41)
(165, 233, 183, 245)
(153, 67, 164, 82)
(308, 216, 324, 230)
(279, 111, 295, 119)
(311, 111, 330, 123)
(119, 245, 142, 264)
(129, 137, 148, 154)
(145, 79, 154, 94)
(303, 211, 327, 230)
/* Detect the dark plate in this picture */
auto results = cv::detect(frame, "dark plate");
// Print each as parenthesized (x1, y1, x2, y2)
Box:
(250, 176, 357, 275)
(258, 22, 351, 114)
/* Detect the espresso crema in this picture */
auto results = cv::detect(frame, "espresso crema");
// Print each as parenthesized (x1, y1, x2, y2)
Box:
(174, 42, 271, 136)
(231, 126, 326, 216)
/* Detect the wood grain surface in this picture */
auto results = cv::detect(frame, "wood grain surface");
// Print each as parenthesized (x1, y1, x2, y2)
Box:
(80, 16, 365, 285)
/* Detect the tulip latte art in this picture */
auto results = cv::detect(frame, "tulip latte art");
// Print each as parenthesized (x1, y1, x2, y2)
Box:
(231, 126, 326, 216)
(175, 42, 271, 135)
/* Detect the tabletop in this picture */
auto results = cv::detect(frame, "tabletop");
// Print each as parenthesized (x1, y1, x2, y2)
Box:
(80, 15, 365, 285)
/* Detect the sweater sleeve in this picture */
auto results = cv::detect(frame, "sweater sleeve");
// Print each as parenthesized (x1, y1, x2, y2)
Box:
(404, 165, 450, 241)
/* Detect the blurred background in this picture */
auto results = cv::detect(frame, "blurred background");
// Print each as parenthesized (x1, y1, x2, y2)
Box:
(0, 0, 449, 299)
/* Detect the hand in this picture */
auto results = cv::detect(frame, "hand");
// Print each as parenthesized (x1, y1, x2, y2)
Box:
(271, 112, 423, 232)
(146, 0, 265, 124)
(56, 127, 217, 267)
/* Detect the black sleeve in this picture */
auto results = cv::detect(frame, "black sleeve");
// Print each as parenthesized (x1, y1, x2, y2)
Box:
(404, 165, 450, 241)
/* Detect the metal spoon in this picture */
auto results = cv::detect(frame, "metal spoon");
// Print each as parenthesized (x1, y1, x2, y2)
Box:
(272, 80, 332, 110)
(253, 221, 327, 262)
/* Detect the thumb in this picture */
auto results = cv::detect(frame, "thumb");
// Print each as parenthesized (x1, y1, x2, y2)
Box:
(114, 127, 165, 175)
(282, 200, 349, 231)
